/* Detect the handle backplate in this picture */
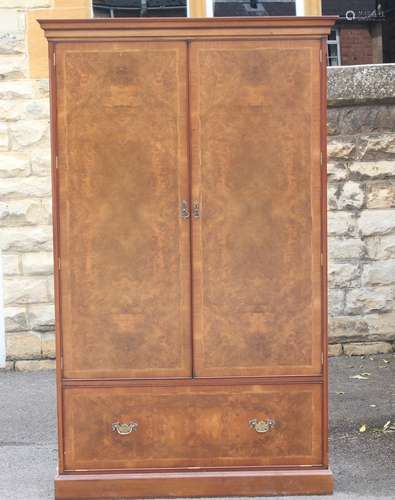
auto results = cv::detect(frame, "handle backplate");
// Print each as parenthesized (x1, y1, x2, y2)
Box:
(249, 418, 275, 433)
(180, 200, 190, 219)
(112, 421, 138, 435)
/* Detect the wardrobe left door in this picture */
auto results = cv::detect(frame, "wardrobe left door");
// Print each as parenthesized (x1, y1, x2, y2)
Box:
(55, 42, 192, 379)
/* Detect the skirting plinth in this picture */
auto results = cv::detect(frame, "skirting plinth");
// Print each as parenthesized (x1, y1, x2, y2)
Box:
(55, 469, 334, 499)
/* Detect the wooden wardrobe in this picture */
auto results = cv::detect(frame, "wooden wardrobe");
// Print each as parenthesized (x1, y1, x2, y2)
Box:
(40, 17, 335, 499)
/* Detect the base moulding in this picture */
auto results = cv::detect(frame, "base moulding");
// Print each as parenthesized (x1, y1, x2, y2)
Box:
(55, 468, 334, 498)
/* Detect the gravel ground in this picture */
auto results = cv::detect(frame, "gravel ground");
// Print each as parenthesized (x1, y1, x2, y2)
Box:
(0, 354, 394, 500)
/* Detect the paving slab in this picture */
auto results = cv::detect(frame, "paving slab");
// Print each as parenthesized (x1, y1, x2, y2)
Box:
(0, 354, 394, 500)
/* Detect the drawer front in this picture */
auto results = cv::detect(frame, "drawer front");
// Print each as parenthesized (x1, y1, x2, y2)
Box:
(63, 384, 323, 471)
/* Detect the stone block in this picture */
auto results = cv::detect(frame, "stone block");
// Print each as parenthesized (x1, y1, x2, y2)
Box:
(3, 306, 29, 332)
(28, 303, 55, 332)
(366, 233, 395, 260)
(41, 198, 52, 223)
(3, 276, 48, 305)
(9, 120, 49, 150)
(0, 176, 51, 199)
(0, 55, 26, 80)
(366, 182, 395, 209)
(47, 275, 54, 302)
(343, 342, 393, 356)
(41, 332, 55, 358)
(328, 139, 356, 160)
(6, 331, 41, 360)
(328, 185, 338, 210)
(330, 105, 395, 135)
(328, 212, 357, 236)
(2, 253, 19, 275)
(364, 312, 395, 342)
(0, 199, 50, 226)
(15, 359, 55, 371)
(329, 315, 370, 343)
(328, 288, 345, 316)
(362, 261, 395, 286)
(328, 344, 343, 356)
(0, 201, 8, 220)
(22, 251, 53, 274)
(328, 262, 360, 288)
(0, 361, 14, 371)
(0, 99, 50, 121)
(33, 79, 49, 98)
(31, 149, 51, 176)
(328, 237, 364, 260)
(358, 209, 395, 236)
(0, 225, 52, 252)
(0, 153, 30, 177)
(349, 160, 395, 178)
(0, 1, 50, 7)
(345, 287, 394, 315)
(0, 32, 24, 55)
(327, 161, 348, 181)
(327, 108, 338, 136)
(0, 80, 33, 99)
(328, 64, 395, 107)
(0, 10, 25, 32)
(0, 122, 8, 150)
(360, 134, 395, 158)
(337, 181, 364, 210)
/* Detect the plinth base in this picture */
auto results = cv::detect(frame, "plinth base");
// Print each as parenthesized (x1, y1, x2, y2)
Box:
(55, 468, 334, 499)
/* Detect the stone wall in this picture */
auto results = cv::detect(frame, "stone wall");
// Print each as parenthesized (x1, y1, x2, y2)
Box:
(0, 4, 394, 369)
(327, 64, 395, 356)
(0, 1, 54, 371)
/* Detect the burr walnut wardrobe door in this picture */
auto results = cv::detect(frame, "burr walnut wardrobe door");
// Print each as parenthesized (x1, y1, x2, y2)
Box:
(190, 39, 323, 377)
(55, 42, 192, 379)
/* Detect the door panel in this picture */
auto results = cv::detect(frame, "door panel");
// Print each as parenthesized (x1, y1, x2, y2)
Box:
(63, 384, 322, 470)
(56, 42, 191, 378)
(190, 40, 323, 377)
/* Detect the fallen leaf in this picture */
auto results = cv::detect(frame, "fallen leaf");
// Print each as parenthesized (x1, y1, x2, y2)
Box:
(359, 424, 367, 433)
(350, 374, 369, 380)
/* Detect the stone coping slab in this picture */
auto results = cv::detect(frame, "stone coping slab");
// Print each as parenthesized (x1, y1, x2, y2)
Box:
(328, 63, 395, 107)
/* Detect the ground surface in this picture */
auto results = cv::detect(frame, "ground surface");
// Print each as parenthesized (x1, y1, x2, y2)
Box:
(0, 354, 394, 500)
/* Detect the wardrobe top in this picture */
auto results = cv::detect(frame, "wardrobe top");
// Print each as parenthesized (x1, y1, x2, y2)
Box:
(39, 16, 336, 41)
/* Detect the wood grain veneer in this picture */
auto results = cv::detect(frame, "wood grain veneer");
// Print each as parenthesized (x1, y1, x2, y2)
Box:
(40, 17, 335, 498)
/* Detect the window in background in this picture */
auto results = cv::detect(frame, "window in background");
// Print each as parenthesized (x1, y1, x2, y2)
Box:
(327, 28, 341, 66)
(93, 0, 187, 18)
(213, 0, 296, 17)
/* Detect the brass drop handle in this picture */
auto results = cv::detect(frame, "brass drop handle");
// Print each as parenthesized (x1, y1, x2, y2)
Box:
(112, 421, 138, 435)
(249, 418, 275, 433)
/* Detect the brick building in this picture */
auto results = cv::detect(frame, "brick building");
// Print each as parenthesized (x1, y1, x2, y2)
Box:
(93, 1, 391, 65)
(323, 0, 385, 66)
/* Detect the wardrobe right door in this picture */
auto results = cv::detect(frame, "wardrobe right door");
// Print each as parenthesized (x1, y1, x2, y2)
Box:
(190, 39, 324, 377)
